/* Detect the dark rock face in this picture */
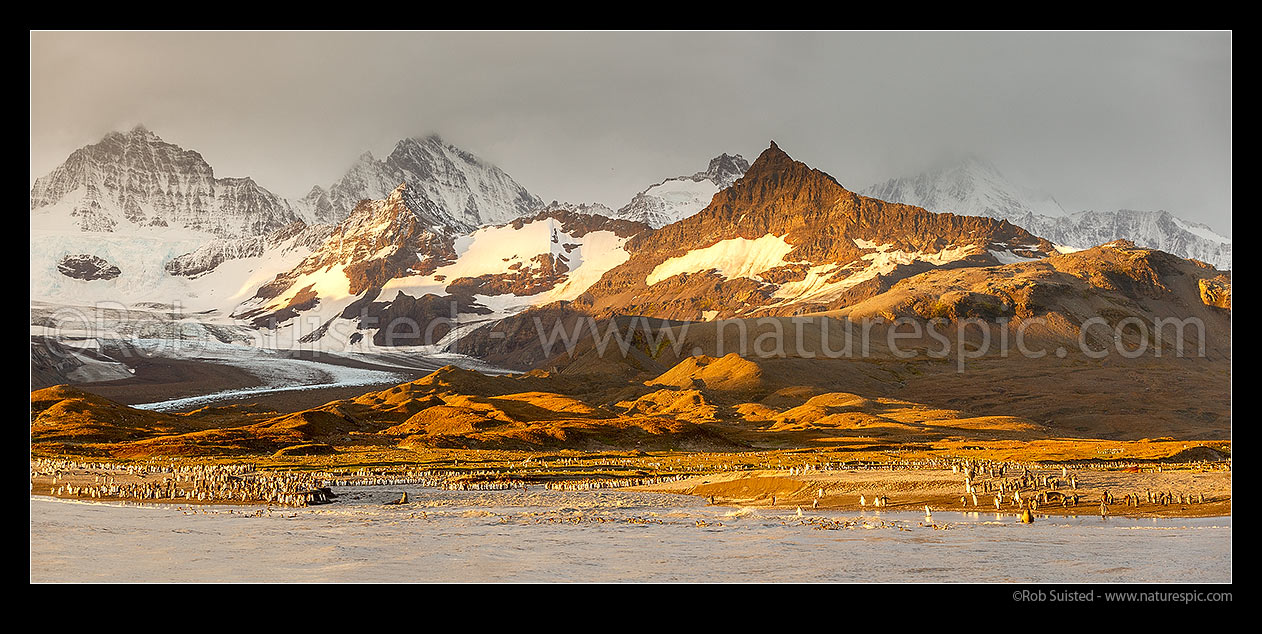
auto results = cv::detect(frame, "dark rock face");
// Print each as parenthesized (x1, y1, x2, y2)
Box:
(31, 337, 101, 389)
(57, 254, 121, 281)
(447, 252, 571, 297)
(506, 209, 648, 240)
(352, 292, 492, 346)
(703, 153, 752, 188)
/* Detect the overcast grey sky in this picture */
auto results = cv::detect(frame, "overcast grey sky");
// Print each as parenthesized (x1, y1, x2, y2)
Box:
(30, 31, 1232, 235)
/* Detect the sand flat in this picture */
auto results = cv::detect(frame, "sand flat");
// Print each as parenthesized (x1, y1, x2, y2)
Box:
(632, 467, 1231, 518)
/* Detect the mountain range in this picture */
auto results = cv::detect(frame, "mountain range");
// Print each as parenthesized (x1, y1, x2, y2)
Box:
(31, 127, 1231, 354)
(863, 157, 1231, 269)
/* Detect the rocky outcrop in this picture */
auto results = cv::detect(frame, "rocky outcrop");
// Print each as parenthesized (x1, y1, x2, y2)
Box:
(355, 292, 492, 347)
(1199, 275, 1231, 310)
(447, 252, 572, 297)
(30, 337, 133, 389)
(56, 254, 121, 280)
(701, 153, 752, 189)
(507, 208, 647, 240)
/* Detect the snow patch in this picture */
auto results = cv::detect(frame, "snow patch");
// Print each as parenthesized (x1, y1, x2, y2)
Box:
(1171, 216, 1231, 244)
(769, 240, 982, 306)
(646, 235, 796, 286)
(988, 249, 1042, 265)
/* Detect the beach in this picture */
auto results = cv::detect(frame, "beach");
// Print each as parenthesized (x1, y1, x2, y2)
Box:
(31, 450, 1231, 519)
(633, 466, 1231, 519)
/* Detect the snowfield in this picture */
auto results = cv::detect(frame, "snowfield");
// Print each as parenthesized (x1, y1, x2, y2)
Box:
(988, 249, 1043, 265)
(646, 234, 796, 286)
(30, 224, 316, 316)
(381, 215, 631, 309)
(643, 234, 995, 308)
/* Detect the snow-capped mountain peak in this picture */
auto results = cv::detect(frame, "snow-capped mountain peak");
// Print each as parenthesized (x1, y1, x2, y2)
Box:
(863, 157, 1066, 223)
(863, 158, 1230, 269)
(30, 125, 303, 237)
(615, 152, 750, 228)
(703, 153, 751, 188)
(302, 134, 544, 228)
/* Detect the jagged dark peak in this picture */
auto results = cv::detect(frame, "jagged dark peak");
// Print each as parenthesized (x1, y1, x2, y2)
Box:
(393, 136, 426, 152)
(219, 175, 260, 186)
(98, 124, 148, 140)
(739, 141, 844, 190)
(747, 140, 795, 172)
(707, 152, 748, 173)
(702, 153, 750, 187)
